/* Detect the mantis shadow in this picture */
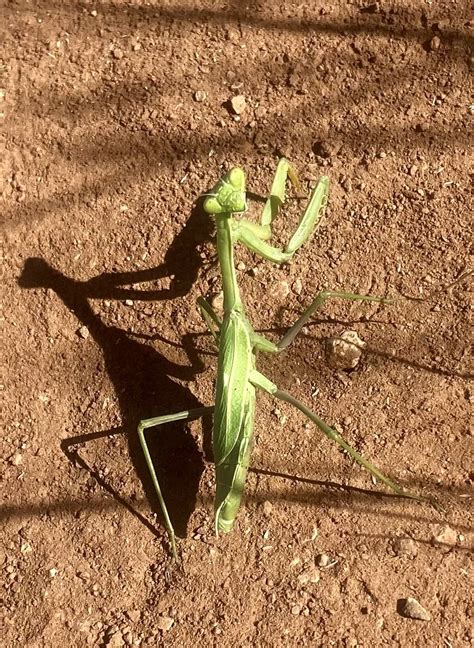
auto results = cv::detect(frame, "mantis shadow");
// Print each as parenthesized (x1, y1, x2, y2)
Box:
(18, 202, 215, 546)
(81, 199, 214, 301)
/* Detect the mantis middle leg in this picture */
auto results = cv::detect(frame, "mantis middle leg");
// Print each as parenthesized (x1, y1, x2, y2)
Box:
(252, 289, 392, 353)
(249, 288, 432, 503)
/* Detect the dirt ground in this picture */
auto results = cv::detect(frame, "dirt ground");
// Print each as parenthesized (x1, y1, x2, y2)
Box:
(2, 1, 473, 646)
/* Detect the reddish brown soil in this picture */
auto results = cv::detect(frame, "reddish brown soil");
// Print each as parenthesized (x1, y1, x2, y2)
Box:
(2, 1, 473, 646)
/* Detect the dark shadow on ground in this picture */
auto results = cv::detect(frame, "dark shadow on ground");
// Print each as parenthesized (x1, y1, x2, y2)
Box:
(18, 250, 213, 549)
(3, 1, 472, 232)
(81, 199, 215, 300)
(6, 1, 473, 47)
(2, 456, 472, 537)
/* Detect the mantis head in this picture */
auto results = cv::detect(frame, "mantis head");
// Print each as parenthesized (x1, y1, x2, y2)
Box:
(203, 167, 247, 215)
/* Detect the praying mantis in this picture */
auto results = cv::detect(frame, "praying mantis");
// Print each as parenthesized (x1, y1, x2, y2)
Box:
(138, 159, 430, 560)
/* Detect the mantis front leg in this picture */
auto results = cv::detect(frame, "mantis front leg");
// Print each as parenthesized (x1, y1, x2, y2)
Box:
(235, 159, 329, 263)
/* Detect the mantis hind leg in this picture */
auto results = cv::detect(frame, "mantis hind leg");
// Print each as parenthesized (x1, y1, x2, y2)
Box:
(138, 406, 214, 560)
(272, 389, 429, 504)
(249, 370, 431, 506)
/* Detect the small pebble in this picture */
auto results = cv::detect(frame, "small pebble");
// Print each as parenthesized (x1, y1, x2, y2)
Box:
(269, 280, 290, 301)
(112, 48, 124, 59)
(291, 604, 301, 615)
(11, 453, 22, 466)
(429, 36, 441, 51)
(297, 565, 320, 585)
(262, 500, 273, 517)
(194, 90, 207, 102)
(393, 537, 418, 558)
(249, 265, 260, 277)
(293, 278, 303, 295)
(211, 292, 224, 312)
(326, 330, 365, 370)
(156, 616, 174, 632)
(225, 27, 240, 43)
(409, 164, 418, 177)
(398, 597, 431, 621)
(78, 325, 89, 340)
(125, 300, 133, 307)
(126, 610, 141, 623)
(432, 525, 457, 548)
(49, 567, 58, 578)
(230, 95, 247, 114)
(315, 553, 331, 567)
(105, 631, 125, 647)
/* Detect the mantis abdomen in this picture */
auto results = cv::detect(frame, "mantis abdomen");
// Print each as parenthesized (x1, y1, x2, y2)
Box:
(213, 311, 256, 534)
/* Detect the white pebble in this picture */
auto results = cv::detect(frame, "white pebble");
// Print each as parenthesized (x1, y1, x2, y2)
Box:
(326, 330, 365, 369)
(156, 616, 174, 632)
(230, 95, 247, 114)
(78, 325, 89, 340)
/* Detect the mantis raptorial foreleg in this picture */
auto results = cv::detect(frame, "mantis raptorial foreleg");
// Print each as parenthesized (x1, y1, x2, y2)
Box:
(236, 180, 328, 263)
(260, 157, 302, 229)
(235, 160, 329, 263)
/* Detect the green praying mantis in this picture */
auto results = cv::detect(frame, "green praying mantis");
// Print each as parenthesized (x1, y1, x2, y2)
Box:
(138, 159, 431, 560)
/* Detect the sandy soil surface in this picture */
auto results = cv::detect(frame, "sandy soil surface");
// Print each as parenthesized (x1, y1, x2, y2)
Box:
(2, 1, 473, 646)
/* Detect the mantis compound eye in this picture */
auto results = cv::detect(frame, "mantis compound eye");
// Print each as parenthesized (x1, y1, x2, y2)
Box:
(203, 167, 247, 215)
(227, 167, 245, 189)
